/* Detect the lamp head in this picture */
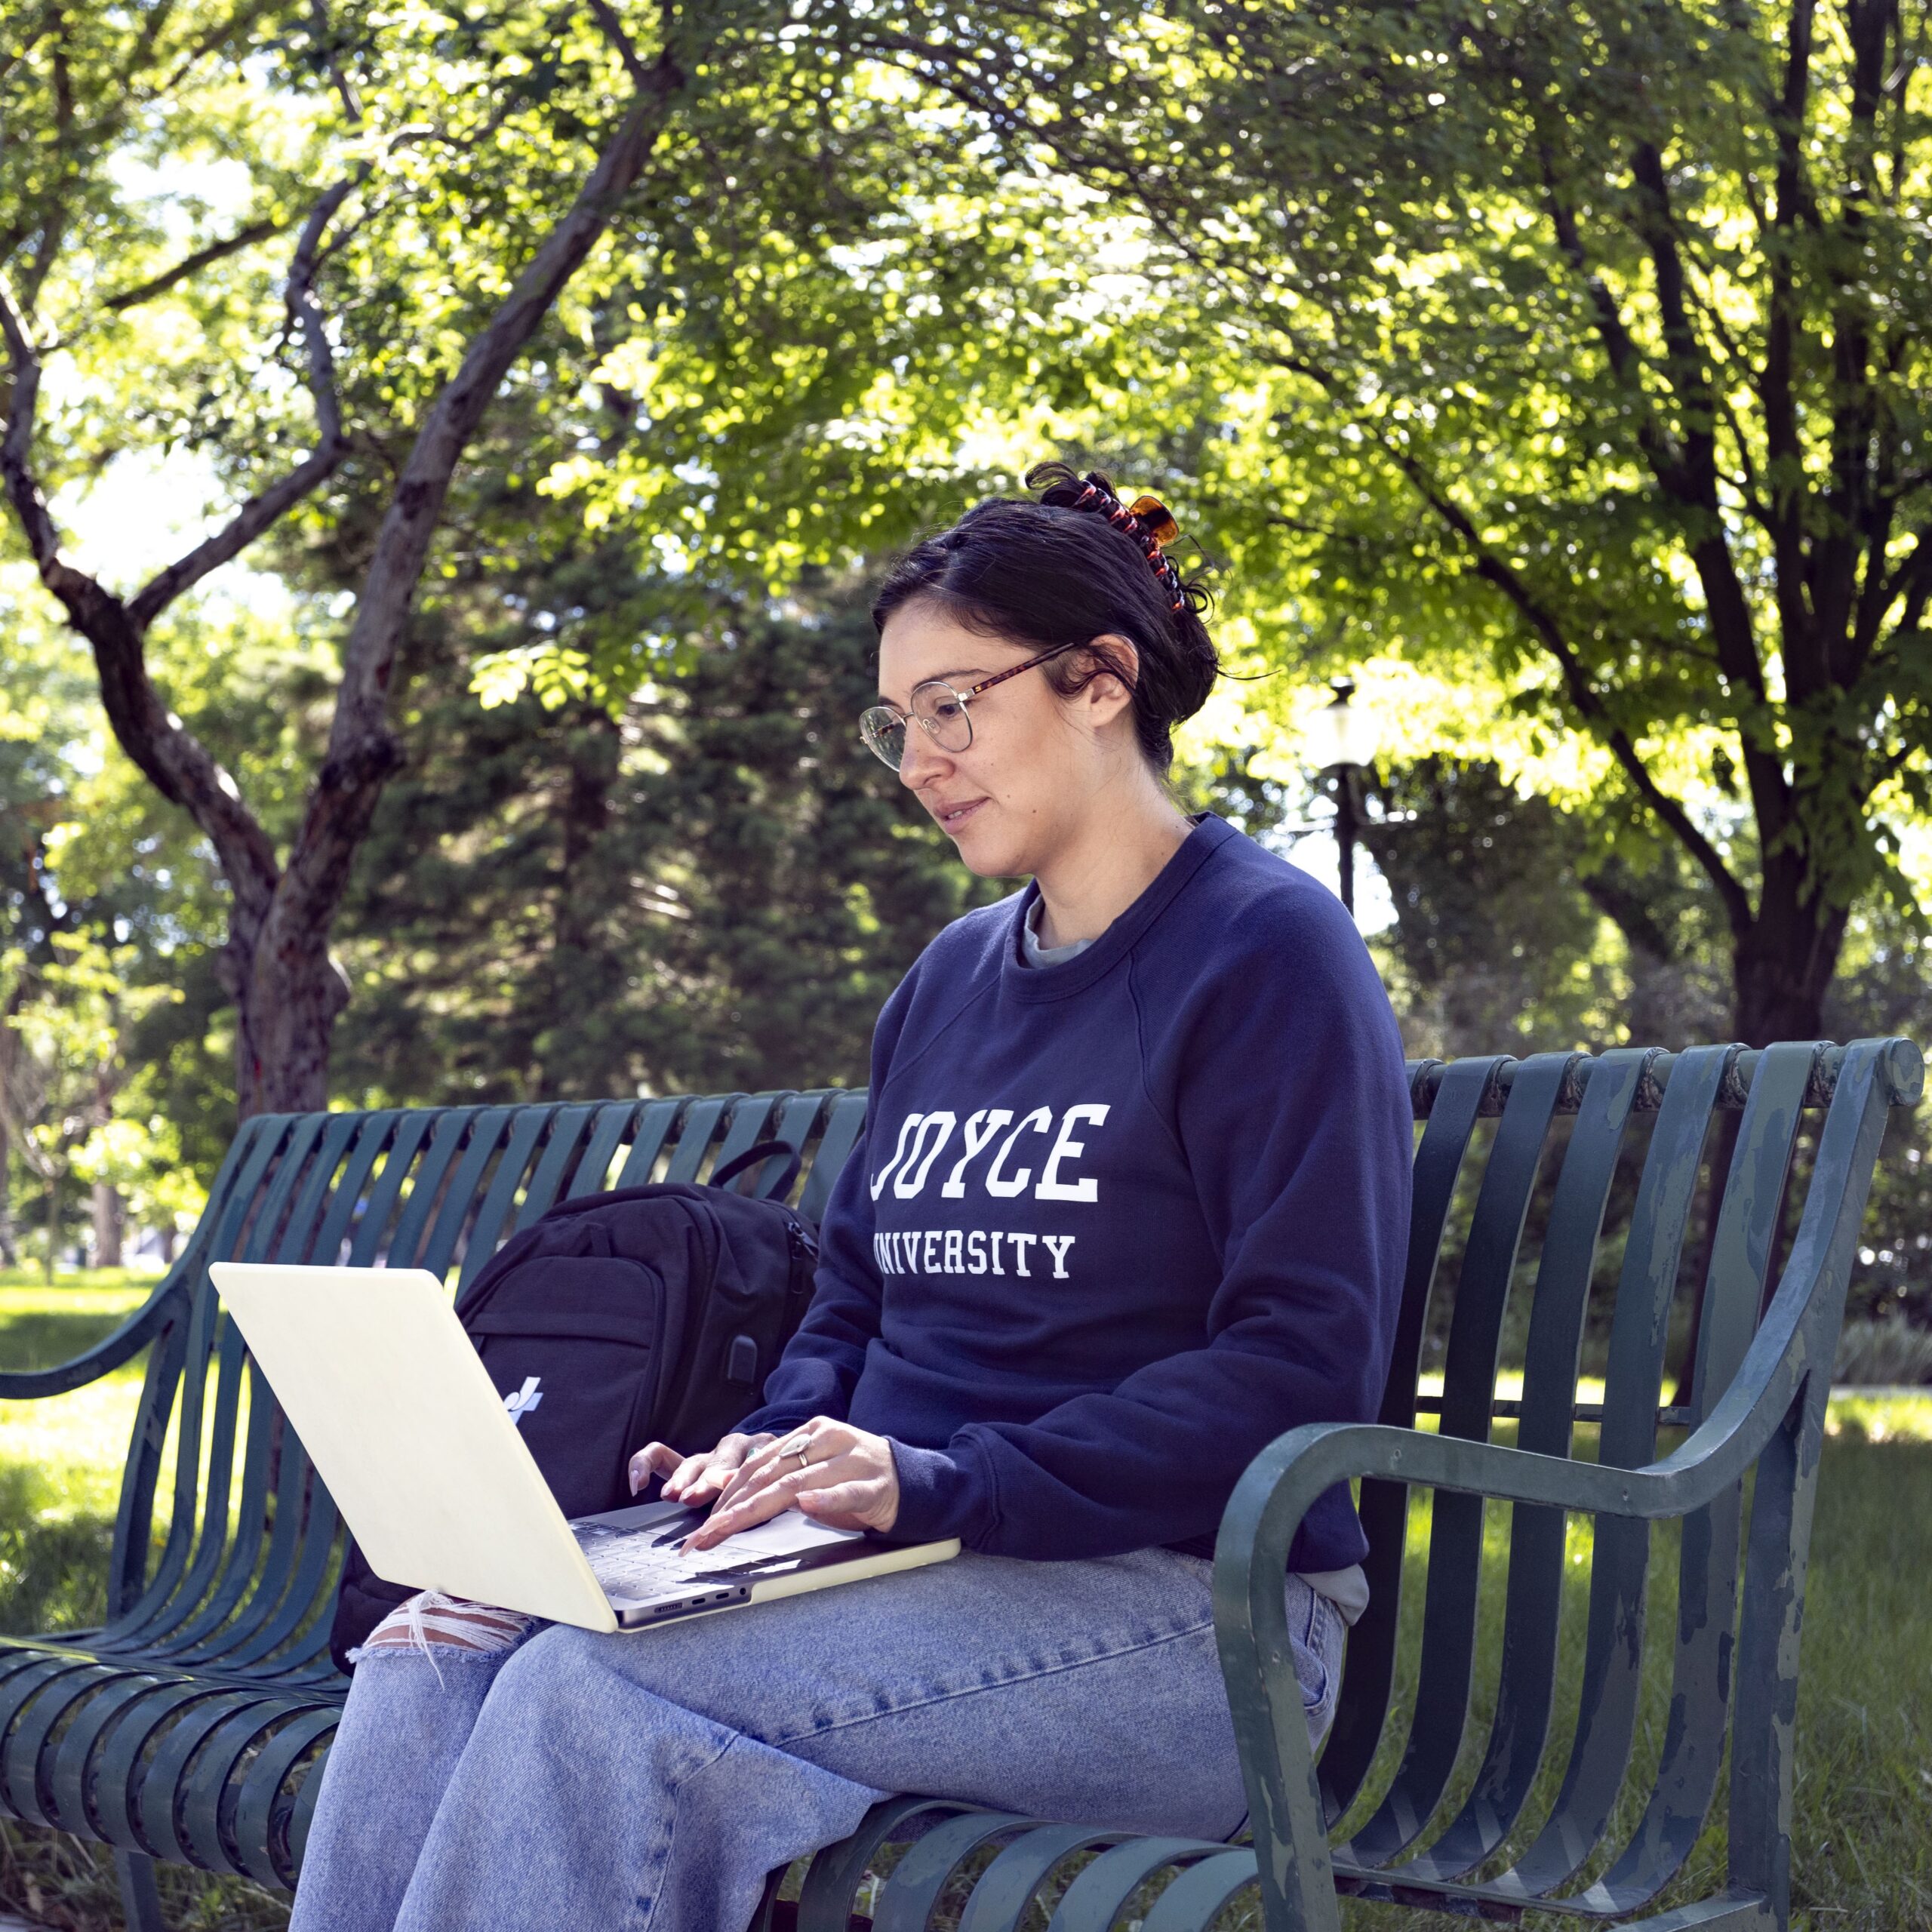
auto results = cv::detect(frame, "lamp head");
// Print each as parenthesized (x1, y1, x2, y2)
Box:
(1301, 678, 1382, 774)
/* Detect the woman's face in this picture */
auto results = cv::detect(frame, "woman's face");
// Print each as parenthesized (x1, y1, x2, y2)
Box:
(875, 598, 1138, 879)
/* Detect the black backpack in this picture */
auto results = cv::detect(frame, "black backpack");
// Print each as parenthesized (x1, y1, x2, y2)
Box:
(327, 1143, 820, 1669)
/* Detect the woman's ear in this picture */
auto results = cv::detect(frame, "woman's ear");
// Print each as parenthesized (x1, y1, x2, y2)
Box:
(1076, 634, 1140, 730)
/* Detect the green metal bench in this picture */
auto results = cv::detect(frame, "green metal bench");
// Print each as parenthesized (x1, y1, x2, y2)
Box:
(0, 1038, 1915, 1932)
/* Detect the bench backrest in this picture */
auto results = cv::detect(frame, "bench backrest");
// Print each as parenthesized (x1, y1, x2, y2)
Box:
(100, 1040, 1910, 1910)
(100, 1089, 866, 1678)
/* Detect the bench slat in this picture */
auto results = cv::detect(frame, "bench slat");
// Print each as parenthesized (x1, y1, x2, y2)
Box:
(1319, 1054, 1503, 1823)
(417, 1108, 515, 1283)
(568, 1101, 643, 1199)
(1340, 1053, 1576, 1869)
(385, 1111, 474, 1269)
(660, 1094, 738, 1186)
(1586, 1042, 1817, 1911)
(709, 1094, 792, 1184)
(513, 1104, 602, 1232)
(798, 1090, 867, 1225)
(1494, 1048, 1735, 1897)
(1403, 1046, 1652, 1880)
(613, 1096, 688, 1189)
(456, 1108, 555, 1296)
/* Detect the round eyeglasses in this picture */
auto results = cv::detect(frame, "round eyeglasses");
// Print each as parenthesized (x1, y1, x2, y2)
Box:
(859, 642, 1082, 772)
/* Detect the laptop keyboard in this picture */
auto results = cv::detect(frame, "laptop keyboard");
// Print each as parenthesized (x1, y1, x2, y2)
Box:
(576, 1535, 709, 1601)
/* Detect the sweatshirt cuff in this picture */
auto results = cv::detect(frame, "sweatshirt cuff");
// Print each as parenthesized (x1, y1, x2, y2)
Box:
(734, 1406, 811, 1440)
(885, 1438, 991, 1547)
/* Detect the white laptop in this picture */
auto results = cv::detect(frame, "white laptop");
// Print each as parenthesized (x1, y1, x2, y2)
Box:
(209, 1263, 958, 1632)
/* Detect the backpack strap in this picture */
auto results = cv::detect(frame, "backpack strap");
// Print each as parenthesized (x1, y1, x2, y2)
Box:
(708, 1140, 803, 1201)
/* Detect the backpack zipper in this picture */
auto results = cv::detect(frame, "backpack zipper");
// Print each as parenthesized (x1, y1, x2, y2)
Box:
(786, 1220, 817, 1295)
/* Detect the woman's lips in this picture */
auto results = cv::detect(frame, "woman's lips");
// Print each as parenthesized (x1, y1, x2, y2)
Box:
(934, 798, 988, 833)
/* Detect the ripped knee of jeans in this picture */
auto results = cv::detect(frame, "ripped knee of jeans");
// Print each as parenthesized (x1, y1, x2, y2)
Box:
(347, 1592, 534, 1681)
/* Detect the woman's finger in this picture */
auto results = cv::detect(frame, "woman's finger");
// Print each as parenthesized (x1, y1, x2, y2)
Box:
(703, 1452, 822, 1531)
(662, 1452, 716, 1500)
(793, 1479, 876, 1522)
(627, 1441, 683, 1496)
(675, 1457, 745, 1504)
(688, 1454, 848, 1549)
(685, 1470, 808, 1548)
(659, 1432, 770, 1503)
(712, 1423, 833, 1514)
(710, 1435, 795, 1511)
(697, 1432, 779, 1506)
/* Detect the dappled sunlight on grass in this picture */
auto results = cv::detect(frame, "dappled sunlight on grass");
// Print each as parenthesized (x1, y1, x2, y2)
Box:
(1824, 1390, 1932, 1444)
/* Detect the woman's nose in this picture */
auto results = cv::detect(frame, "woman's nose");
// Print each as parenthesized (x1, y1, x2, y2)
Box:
(897, 721, 949, 790)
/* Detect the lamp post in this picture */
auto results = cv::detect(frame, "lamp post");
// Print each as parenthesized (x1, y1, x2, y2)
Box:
(1297, 680, 1382, 915)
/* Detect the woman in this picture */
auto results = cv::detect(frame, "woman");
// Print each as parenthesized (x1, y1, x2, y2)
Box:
(290, 463, 1413, 1932)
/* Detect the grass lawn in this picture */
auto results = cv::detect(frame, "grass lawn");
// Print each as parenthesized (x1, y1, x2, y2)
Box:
(0, 1273, 1922, 1931)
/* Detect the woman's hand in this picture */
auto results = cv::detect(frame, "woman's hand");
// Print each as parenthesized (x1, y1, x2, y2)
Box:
(629, 1432, 776, 1507)
(683, 1418, 900, 1550)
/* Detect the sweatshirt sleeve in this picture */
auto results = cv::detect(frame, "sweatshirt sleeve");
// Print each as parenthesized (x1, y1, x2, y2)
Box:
(886, 902, 1412, 1569)
(733, 964, 919, 1439)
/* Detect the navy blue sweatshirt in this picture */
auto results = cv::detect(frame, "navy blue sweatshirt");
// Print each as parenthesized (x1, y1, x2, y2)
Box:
(739, 814, 1413, 1573)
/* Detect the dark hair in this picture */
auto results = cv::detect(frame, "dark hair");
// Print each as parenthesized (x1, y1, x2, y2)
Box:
(870, 462, 1219, 771)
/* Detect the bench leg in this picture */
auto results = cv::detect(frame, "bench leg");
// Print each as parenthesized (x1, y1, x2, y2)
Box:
(114, 1848, 167, 1932)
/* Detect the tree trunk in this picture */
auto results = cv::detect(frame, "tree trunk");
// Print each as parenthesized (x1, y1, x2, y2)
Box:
(1729, 868, 1849, 1048)
(0, 991, 18, 1269)
(91, 1181, 123, 1269)
(86, 1051, 125, 1268)
(223, 930, 349, 1116)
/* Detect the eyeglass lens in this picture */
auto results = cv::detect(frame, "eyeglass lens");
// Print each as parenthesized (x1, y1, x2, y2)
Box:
(859, 685, 974, 771)
(860, 708, 908, 770)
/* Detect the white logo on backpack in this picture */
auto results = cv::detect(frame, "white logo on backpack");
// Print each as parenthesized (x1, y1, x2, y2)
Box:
(503, 1375, 543, 1425)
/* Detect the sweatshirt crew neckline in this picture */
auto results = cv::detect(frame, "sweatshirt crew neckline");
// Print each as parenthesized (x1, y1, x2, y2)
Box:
(1005, 814, 1234, 1001)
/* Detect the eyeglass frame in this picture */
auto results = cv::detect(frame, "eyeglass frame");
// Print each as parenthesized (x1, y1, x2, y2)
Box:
(859, 641, 1088, 771)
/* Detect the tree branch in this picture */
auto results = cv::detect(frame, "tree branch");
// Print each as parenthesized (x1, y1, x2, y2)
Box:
(1759, 0, 1816, 652)
(265, 53, 686, 968)
(126, 174, 357, 629)
(1813, 0, 1894, 688)
(1618, 143, 1791, 853)
(1381, 436, 1758, 943)
(586, 0, 653, 88)
(306, 0, 364, 122)
(0, 280, 281, 926)
(102, 215, 283, 312)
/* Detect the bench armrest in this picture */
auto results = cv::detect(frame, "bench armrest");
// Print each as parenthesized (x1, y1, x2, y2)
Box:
(0, 1277, 187, 1400)
(1211, 1032, 1918, 1932)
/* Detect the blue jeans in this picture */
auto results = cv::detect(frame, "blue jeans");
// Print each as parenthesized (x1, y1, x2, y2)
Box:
(290, 1547, 1345, 1932)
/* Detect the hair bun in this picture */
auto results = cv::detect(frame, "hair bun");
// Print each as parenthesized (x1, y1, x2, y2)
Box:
(1023, 463, 1189, 612)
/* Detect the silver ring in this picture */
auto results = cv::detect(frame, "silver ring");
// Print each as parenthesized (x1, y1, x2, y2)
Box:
(791, 1446, 811, 1471)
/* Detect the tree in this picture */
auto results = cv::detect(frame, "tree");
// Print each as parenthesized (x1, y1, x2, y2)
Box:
(869, 0, 1932, 1044)
(1361, 758, 1730, 1056)
(1, 0, 688, 1114)
(331, 572, 1000, 1103)
(2, 0, 1127, 1115)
